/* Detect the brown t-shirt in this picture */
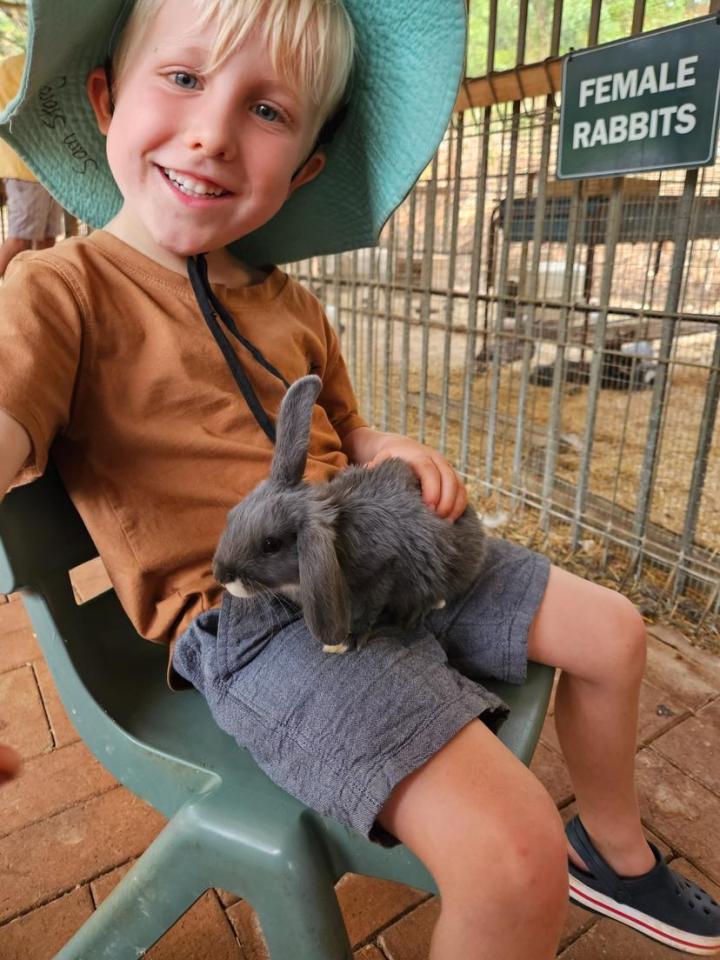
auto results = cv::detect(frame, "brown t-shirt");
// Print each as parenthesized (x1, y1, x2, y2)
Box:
(0, 230, 367, 653)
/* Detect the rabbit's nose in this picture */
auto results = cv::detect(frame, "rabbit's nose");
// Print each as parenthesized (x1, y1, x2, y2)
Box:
(212, 561, 234, 585)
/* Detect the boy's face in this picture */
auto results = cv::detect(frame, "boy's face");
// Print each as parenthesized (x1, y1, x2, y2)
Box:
(88, 0, 326, 264)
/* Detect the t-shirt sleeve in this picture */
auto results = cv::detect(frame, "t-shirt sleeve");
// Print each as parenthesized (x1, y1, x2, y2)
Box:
(318, 311, 368, 441)
(0, 252, 83, 485)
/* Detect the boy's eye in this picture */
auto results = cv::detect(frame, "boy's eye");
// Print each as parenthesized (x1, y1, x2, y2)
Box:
(254, 103, 281, 123)
(172, 72, 199, 90)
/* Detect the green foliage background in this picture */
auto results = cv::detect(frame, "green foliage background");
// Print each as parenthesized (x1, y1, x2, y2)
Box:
(0, 4, 27, 59)
(0, 1, 710, 76)
(467, 0, 710, 75)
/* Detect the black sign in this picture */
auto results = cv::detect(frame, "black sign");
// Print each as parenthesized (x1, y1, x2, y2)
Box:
(558, 16, 720, 178)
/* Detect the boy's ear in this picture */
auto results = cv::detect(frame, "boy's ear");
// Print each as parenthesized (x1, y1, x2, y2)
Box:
(288, 151, 326, 196)
(86, 66, 113, 135)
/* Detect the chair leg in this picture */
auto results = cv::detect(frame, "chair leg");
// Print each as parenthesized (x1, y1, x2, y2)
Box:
(252, 866, 353, 960)
(198, 799, 354, 960)
(54, 805, 210, 960)
(55, 795, 354, 960)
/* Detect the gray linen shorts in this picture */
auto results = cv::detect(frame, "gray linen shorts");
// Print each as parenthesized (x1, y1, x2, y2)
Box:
(5, 178, 64, 240)
(172, 536, 550, 841)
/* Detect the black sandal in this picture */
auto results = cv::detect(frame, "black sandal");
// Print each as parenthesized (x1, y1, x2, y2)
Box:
(567, 816, 720, 955)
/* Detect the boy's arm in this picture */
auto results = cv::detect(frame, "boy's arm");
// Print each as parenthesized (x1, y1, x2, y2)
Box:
(341, 424, 468, 523)
(0, 408, 31, 501)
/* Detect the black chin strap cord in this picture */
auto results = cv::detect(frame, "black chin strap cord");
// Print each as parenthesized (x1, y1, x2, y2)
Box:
(187, 253, 290, 444)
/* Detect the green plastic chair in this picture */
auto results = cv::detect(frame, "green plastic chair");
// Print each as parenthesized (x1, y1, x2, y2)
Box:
(0, 462, 554, 960)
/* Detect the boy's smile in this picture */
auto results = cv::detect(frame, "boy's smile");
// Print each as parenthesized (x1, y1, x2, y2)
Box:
(87, 0, 325, 278)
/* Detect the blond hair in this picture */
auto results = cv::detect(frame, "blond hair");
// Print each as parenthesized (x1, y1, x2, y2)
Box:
(113, 0, 355, 127)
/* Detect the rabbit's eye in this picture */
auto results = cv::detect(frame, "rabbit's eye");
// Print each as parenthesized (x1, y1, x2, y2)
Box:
(262, 536, 283, 554)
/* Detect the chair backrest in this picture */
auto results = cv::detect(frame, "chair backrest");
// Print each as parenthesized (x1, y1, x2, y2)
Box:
(0, 462, 97, 594)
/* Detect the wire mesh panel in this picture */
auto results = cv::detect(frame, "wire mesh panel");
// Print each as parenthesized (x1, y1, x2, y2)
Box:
(289, 82, 720, 646)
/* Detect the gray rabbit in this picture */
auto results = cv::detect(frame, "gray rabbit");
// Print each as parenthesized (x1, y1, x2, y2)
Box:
(213, 375, 487, 652)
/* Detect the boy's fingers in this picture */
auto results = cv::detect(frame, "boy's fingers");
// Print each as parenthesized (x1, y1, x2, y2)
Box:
(416, 460, 443, 510)
(434, 461, 458, 518)
(448, 483, 469, 522)
(366, 452, 468, 522)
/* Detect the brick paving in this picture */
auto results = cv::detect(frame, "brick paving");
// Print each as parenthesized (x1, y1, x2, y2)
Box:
(0, 565, 718, 959)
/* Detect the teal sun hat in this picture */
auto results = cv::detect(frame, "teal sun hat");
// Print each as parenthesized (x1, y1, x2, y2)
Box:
(0, 0, 467, 266)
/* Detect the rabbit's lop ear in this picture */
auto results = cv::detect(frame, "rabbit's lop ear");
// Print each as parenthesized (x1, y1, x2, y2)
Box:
(271, 375, 323, 486)
(298, 523, 351, 648)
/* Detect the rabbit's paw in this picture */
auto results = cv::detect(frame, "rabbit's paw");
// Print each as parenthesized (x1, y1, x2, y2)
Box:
(322, 642, 350, 654)
(433, 598, 447, 610)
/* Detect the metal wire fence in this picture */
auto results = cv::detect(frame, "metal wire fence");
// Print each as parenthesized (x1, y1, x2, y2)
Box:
(289, 96, 720, 646)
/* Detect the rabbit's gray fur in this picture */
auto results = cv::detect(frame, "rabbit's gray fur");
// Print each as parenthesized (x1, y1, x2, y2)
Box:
(213, 375, 487, 651)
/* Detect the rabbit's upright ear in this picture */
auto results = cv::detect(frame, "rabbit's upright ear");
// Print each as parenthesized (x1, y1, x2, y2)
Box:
(271, 375, 323, 486)
(297, 522, 351, 648)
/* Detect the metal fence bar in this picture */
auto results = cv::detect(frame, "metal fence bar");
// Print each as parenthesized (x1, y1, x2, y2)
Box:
(364, 243, 378, 424)
(632, 168, 699, 550)
(572, 176, 625, 548)
(417, 154, 440, 443)
(439, 115, 464, 453)
(512, 101, 553, 498)
(588, 0, 602, 45)
(485, 100, 520, 493)
(380, 215, 396, 432)
(459, 106, 492, 474)
(676, 325, 720, 593)
(540, 201, 583, 531)
(399, 189, 417, 436)
(331, 254, 342, 343)
(631, 0, 646, 33)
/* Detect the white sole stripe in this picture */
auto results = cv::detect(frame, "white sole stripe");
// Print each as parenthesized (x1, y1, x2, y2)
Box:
(569, 875, 720, 955)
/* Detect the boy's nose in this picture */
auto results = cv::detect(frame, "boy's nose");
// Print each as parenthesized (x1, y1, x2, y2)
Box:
(184, 103, 239, 161)
(185, 124, 238, 161)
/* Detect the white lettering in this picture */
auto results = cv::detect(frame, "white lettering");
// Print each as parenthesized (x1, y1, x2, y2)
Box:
(658, 61, 676, 92)
(579, 78, 596, 108)
(579, 58, 700, 107)
(675, 102, 697, 133)
(612, 68, 638, 101)
(657, 104, 677, 136)
(628, 111, 649, 141)
(573, 120, 592, 148)
(571, 103, 698, 148)
(608, 114, 628, 143)
(595, 74, 612, 104)
(636, 65, 658, 96)
(589, 117, 609, 146)
(649, 108, 658, 138)
(676, 55, 698, 89)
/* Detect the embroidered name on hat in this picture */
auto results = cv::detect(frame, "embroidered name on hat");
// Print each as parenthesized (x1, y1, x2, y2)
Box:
(38, 77, 98, 175)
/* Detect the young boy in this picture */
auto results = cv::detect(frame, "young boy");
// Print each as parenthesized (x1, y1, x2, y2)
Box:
(0, 1, 718, 957)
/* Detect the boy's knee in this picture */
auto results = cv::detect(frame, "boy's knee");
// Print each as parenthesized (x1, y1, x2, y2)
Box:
(438, 787, 567, 909)
(607, 593, 647, 682)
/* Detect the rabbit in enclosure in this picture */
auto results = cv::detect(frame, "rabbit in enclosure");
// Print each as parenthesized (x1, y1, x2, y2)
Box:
(213, 375, 487, 653)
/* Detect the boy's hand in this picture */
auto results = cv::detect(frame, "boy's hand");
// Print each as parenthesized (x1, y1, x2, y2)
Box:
(366, 435, 468, 522)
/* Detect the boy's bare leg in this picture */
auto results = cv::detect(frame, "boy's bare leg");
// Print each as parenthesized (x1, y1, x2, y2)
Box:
(527, 565, 655, 877)
(377, 720, 568, 960)
(0, 236, 32, 278)
(32, 237, 57, 251)
(376, 564, 651, 958)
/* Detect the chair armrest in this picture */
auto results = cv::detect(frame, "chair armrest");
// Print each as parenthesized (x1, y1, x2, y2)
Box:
(0, 463, 97, 593)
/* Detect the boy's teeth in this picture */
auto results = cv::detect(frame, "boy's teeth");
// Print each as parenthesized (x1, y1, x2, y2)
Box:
(163, 168, 226, 197)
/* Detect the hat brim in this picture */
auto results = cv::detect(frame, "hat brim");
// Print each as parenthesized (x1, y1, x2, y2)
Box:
(0, 0, 466, 266)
